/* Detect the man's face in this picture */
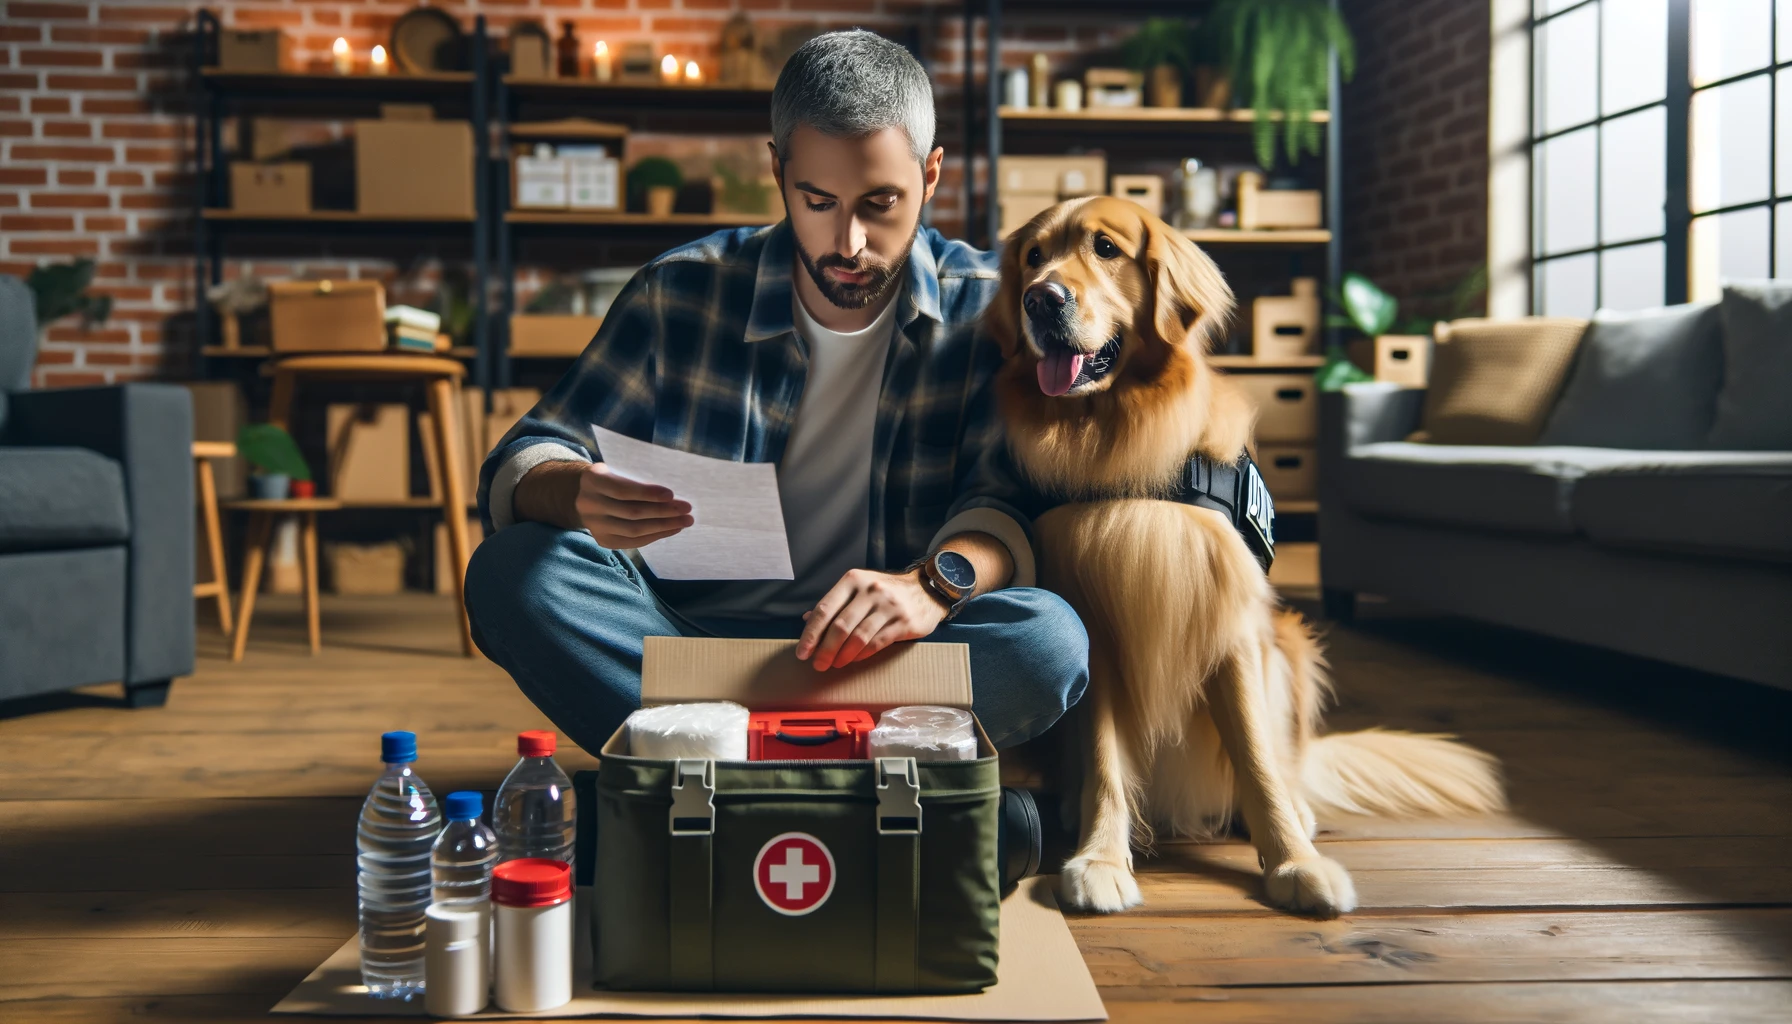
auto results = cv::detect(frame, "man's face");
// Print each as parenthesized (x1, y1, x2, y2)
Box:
(773, 124, 943, 310)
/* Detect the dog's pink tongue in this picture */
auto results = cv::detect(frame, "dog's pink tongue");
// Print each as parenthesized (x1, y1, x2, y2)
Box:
(1037, 350, 1083, 396)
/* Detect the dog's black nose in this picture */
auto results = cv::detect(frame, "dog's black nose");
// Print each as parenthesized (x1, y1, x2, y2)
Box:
(1023, 280, 1070, 318)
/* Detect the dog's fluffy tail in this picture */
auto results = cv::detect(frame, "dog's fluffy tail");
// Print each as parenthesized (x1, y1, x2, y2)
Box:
(1272, 609, 1506, 819)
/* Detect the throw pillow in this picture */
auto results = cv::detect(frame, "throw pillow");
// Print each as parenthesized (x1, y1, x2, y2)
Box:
(1537, 302, 1725, 449)
(1417, 317, 1588, 446)
(1708, 281, 1792, 449)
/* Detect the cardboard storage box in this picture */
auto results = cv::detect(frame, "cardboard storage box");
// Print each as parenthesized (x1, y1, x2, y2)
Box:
(510, 314, 602, 357)
(328, 541, 405, 596)
(999, 155, 1106, 198)
(1237, 172, 1323, 230)
(268, 279, 385, 353)
(326, 403, 411, 504)
(1251, 278, 1319, 360)
(1110, 174, 1163, 216)
(1233, 373, 1318, 443)
(216, 29, 289, 72)
(1375, 334, 1432, 387)
(1083, 68, 1143, 108)
(999, 192, 1057, 238)
(355, 119, 475, 218)
(185, 381, 249, 500)
(1257, 445, 1318, 501)
(230, 161, 311, 215)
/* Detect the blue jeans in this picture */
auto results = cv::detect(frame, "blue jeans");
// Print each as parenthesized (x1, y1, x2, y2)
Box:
(465, 522, 1090, 756)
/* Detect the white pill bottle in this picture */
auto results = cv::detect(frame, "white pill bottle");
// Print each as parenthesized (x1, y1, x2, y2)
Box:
(492, 858, 574, 1012)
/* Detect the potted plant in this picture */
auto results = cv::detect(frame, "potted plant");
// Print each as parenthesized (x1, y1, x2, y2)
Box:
(1119, 19, 1194, 109)
(1201, 0, 1356, 168)
(237, 423, 312, 500)
(1320, 269, 1487, 390)
(627, 156, 684, 218)
(27, 258, 112, 338)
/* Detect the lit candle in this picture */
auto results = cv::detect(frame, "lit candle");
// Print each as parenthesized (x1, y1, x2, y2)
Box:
(593, 40, 611, 83)
(660, 53, 679, 85)
(369, 44, 389, 76)
(332, 37, 352, 75)
(684, 60, 701, 85)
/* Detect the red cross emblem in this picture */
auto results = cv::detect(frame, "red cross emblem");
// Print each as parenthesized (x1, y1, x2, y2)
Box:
(753, 832, 836, 916)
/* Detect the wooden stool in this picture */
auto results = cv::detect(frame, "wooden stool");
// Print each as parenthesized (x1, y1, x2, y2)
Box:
(266, 354, 475, 656)
(192, 440, 236, 636)
(225, 497, 343, 661)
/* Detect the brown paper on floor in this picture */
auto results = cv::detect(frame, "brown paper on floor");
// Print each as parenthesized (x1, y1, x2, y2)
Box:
(271, 875, 1104, 1021)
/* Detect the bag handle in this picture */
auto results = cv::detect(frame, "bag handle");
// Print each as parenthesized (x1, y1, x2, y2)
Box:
(773, 728, 841, 746)
(874, 757, 921, 992)
(668, 759, 714, 990)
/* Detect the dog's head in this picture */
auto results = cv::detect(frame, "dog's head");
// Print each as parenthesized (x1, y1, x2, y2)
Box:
(987, 195, 1234, 398)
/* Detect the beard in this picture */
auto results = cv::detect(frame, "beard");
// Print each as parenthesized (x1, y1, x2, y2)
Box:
(793, 219, 918, 310)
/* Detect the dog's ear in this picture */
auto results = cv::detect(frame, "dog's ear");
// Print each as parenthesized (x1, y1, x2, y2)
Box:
(1143, 221, 1234, 351)
(983, 225, 1030, 360)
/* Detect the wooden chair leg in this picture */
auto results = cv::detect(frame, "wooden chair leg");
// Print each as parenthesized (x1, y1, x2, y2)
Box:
(428, 377, 476, 657)
(196, 457, 233, 635)
(231, 512, 273, 663)
(301, 510, 321, 655)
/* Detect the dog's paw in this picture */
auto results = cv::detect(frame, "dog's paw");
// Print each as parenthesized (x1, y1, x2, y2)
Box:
(1060, 855, 1143, 913)
(1264, 854, 1357, 918)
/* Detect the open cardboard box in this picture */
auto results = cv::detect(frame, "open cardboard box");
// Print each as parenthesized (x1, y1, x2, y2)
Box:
(273, 638, 1105, 1020)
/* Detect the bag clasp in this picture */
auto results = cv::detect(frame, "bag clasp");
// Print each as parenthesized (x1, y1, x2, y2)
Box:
(876, 756, 922, 835)
(668, 758, 716, 836)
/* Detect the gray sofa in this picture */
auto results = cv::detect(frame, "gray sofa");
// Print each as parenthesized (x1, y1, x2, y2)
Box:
(1319, 290, 1792, 691)
(0, 275, 194, 707)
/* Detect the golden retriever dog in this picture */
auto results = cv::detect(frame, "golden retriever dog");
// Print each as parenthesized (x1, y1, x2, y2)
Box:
(987, 197, 1505, 917)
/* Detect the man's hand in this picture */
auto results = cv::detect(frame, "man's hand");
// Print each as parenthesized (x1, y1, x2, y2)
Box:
(796, 568, 947, 672)
(515, 460, 692, 548)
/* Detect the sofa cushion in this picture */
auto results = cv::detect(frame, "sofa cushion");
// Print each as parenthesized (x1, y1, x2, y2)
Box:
(1537, 302, 1725, 449)
(1574, 453, 1792, 561)
(0, 446, 130, 552)
(1345, 442, 1667, 535)
(1417, 317, 1587, 445)
(1709, 281, 1792, 449)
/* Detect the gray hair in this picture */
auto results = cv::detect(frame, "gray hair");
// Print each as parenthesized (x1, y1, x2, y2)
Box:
(770, 30, 935, 165)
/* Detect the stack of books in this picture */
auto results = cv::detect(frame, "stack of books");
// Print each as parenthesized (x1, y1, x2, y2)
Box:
(386, 305, 446, 353)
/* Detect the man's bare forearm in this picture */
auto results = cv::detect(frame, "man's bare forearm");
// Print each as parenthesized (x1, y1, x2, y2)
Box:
(512, 461, 586, 530)
(936, 530, 1014, 596)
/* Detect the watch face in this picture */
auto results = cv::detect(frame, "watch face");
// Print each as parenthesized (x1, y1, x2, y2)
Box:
(933, 550, 976, 593)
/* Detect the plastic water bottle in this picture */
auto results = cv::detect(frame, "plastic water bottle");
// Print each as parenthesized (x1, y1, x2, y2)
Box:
(493, 730, 576, 866)
(357, 731, 443, 999)
(432, 791, 498, 907)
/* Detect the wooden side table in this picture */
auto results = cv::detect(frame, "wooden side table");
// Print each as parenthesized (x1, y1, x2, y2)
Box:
(225, 497, 343, 662)
(192, 440, 237, 635)
(266, 354, 475, 656)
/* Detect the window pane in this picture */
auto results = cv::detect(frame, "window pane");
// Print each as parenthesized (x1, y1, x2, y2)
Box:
(1537, 0, 1590, 15)
(1540, 253, 1600, 315)
(1538, 127, 1599, 255)
(1778, 201, 1792, 274)
(1779, 72, 1792, 197)
(1602, 107, 1667, 242)
(1537, 4, 1600, 134)
(1781, 0, 1792, 62)
(1600, 241, 1667, 310)
(1690, 75, 1772, 212)
(1689, 207, 1771, 300)
(1692, 0, 1773, 86)
(1604, 0, 1668, 114)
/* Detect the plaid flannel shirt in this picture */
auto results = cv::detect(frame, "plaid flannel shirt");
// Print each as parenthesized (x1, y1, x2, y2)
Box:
(478, 220, 1036, 606)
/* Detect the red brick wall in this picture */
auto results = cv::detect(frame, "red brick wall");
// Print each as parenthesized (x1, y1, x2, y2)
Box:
(1338, 0, 1489, 318)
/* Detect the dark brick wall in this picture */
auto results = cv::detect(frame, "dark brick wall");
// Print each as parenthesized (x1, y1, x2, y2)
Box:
(1340, 0, 1490, 317)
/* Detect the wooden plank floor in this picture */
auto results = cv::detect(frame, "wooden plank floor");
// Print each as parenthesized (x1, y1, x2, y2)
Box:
(3, 559, 1790, 1023)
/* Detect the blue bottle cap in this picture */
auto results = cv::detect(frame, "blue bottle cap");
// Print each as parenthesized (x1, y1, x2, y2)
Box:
(380, 730, 418, 764)
(444, 791, 482, 820)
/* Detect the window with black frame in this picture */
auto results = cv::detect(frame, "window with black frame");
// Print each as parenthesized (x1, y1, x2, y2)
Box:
(1531, 0, 1792, 314)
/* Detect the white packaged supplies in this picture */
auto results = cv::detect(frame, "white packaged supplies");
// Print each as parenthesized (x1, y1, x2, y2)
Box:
(869, 705, 977, 762)
(625, 701, 749, 760)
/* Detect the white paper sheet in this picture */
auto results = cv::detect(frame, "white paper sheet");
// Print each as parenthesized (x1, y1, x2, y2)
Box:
(591, 425, 794, 581)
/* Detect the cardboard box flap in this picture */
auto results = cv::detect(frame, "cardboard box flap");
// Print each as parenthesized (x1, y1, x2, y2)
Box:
(642, 636, 972, 711)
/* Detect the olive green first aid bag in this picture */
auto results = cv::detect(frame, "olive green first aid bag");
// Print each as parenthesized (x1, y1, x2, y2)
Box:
(586, 638, 1003, 994)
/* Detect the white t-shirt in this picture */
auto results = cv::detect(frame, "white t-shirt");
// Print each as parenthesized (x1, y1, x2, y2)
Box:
(676, 290, 899, 620)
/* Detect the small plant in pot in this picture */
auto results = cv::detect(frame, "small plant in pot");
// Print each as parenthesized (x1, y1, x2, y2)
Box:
(237, 423, 313, 500)
(1120, 18, 1194, 109)
(627, 156, 685, 218)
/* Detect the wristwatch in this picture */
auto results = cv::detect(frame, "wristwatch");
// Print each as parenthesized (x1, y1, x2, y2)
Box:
(909, 550, 977, 620)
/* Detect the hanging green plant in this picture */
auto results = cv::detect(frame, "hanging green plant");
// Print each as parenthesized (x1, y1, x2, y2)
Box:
(1203, 0, 1356, 168)
(236, 423, 312, 482)
(26, 257, 112, 328)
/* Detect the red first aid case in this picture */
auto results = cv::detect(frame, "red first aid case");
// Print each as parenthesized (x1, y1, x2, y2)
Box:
(747, 710, 874, 760)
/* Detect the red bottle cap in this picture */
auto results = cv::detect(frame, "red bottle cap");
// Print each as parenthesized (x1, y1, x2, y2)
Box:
(492, 858, 572, 908)
(517, 730, 556, 758)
